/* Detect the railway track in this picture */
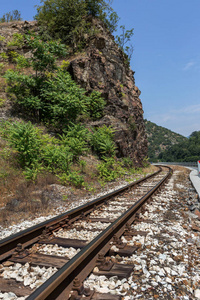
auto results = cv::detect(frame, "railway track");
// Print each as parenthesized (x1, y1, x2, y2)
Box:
(0, 165, 172, 299)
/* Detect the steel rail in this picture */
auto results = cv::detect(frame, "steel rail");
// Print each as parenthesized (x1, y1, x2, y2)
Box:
(0, 167, 162, 262)
(27, 166, 172, 300)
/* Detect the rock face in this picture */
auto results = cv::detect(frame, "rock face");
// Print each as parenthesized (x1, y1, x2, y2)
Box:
(68, 19, 147, 165)
(0, 20, 147, 165)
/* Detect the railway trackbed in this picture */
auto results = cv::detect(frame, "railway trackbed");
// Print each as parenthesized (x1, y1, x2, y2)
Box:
(0, 166, 172, 299)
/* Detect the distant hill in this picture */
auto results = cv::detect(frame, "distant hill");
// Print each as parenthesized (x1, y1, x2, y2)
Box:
(158, 131, 200, 162)
(145, 120, 187, 161)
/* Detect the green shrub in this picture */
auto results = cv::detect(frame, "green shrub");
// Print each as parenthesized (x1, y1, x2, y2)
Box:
(60, 124, 90, 160)
(23, 162, 44, 181)
(7, 33, 24, 48)
(57, 171, 84, 187)
(0, 98, 6, 107)
(41, 144, 72, 173)
(97, 157, 125, 182)
(0, 52, 8, 61)
(3, 121, 42, 168)
(122, 157, 134, 168)
(90, 125, 116, 157)
(87, 91, 106, 120)
(24, 33, 67, 74)
(4, 33, 106, 127)
(40, 70, 88, 126)
(60, 60, 70, 70)
(14, 55, 30, 69)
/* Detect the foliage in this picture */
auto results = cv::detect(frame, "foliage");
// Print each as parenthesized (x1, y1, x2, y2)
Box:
(35, 0, 119, 49)
(0, 52, 9, 61)
(0, 98, 6, 107)
(115, 25, 134, 63)
(122, 157, 134, 168)
(14, 54, 30, 69)
(1, 121, 73, 180)
(145, 120, 187, 162)
(41, 143, 72, 173)
(39, 70, 89, 125)
(1, 120, 117, 185)
(97, 157, 125, 182)
(60, 60, 70, 70)
(0, 10, 22, 23)
(90, 125, 116, 157)
(57, 171, 84, 187)
(158, 130, 200, 162)
(4, 33, 106, 127)
(3, 121, 42, 168)
(87, 90, 106, 120)
(7, 33, 24, 48)
(60, 124, 90, 160)
(0, 63, 5, 75)
(25, 33, 67, 74)
(35, 0, 87, 47)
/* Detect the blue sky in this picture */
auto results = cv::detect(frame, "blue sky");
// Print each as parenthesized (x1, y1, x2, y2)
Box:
(1, 0, 200, 136)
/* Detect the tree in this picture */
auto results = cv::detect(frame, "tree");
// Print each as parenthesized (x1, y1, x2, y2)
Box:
(35, 0, 87, 47)
(85, 0, 119, 32)
(35, 0, 119, 48)
(0, 10, 22, 23)
(116, 25, 134, 62)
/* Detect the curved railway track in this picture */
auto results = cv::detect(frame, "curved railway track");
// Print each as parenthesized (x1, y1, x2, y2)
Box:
(0, 165, 172, 299)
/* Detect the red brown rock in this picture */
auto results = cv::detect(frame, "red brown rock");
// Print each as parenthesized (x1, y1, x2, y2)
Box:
(68, 18, 147, 165)
(194, 209, 200, 220)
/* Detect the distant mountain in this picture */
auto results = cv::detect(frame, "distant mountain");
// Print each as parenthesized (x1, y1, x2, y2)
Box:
(145, 120, 187, 161)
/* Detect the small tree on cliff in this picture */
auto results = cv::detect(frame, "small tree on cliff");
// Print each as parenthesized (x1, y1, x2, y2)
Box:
(0, 10, 22, 23)
(116, 25, 134, 63)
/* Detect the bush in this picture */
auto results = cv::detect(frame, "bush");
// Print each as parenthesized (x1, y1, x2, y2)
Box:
(7, 33, 24, 48)
(97, 157, 125, 182)
(3, 121, 42, 168)
(57, 171, 84, 187)
(60, 124, 90, 160)
(41, 143, 72, 173)
(90, 125, 116, 157)
(87, 91, 106, 120)
(40, 70, 88, 126)
(1, 121, 73, 180)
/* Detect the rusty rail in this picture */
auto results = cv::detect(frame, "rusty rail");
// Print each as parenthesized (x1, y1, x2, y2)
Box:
(26, 165, 172, 300)
(0, 167, 162, 262)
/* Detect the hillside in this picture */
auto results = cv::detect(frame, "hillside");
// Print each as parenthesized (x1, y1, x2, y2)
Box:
(0, 1, 149, 225)
(158, 130, 200, 162)
(145, 120, 187, 161)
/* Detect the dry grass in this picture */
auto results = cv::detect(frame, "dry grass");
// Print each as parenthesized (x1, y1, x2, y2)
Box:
(0, 147, 156, 227)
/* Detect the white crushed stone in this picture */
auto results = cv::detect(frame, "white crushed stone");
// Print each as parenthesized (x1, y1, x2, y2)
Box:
(73, 220, 110, 230)
(53, 228, 100, 241)
(0, 262, 57, 290)
(36, 244, 81, 259)
(82, 172, 200, 299)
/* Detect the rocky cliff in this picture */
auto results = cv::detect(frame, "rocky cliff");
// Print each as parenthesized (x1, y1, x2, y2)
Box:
(0, 20, 147, 165)
(68, 19, 147, 165)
